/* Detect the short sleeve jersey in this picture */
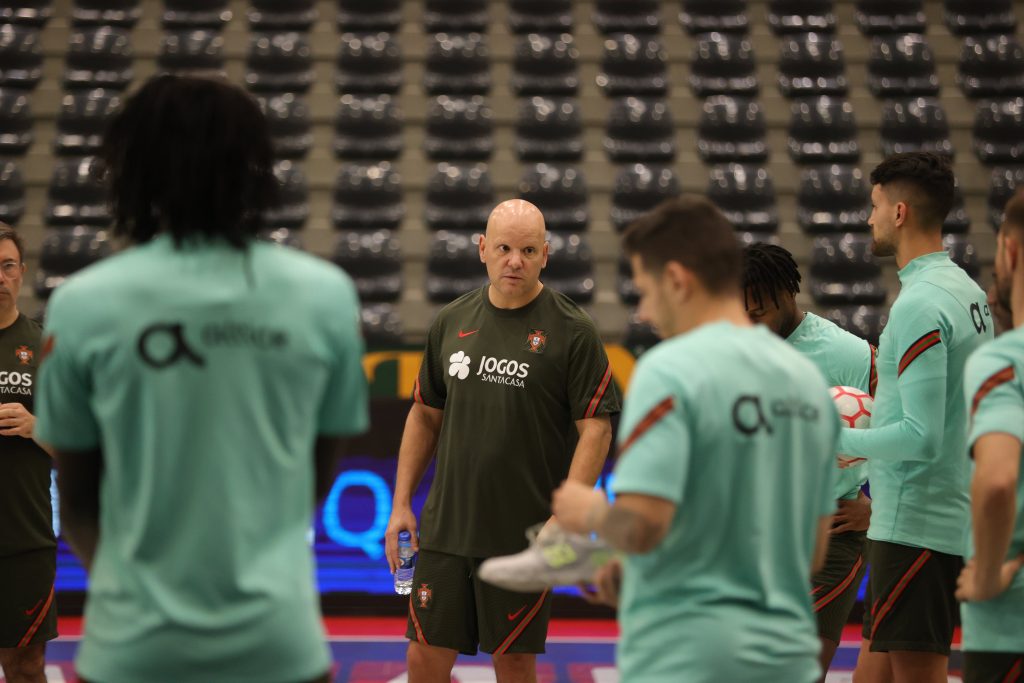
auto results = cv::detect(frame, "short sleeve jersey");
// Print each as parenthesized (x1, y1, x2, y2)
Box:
(0, 313, 55, 557)
(786, 312, 876, 501)
(960, 327, 1024, 653)
(413, 285, 621, 558)
(34, 236, 369, 683)
(611, 322, 837, 683)
(838, 252, 993, 556)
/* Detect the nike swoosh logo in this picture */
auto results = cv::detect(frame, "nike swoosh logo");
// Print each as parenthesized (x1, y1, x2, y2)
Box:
(458, 329, 479, 338)
(24, 599, 42, 616)
(507, 605, 527, 621)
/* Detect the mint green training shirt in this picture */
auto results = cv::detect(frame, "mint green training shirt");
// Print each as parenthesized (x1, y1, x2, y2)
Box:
(838, 252, 993, 556)
(786, 311, 876, 500)
(34, 236, 369, 683)
(960, 326, 1024, 653)
(612, 322, 837, 683)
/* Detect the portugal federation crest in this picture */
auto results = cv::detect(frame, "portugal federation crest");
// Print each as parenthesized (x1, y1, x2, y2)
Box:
(417, 583, 432, 609)
(524, 329, 547, 354)
(14, 345, 33, 366)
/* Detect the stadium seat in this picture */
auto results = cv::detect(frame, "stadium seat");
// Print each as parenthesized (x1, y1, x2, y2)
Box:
(246, 32, 313, 94)
(707, 163, 779, 233)
(943, 234, 981, 279)
(854, 0, 925, 35)
(45, 157, 111, 227)
(604, 97, 675, 162)
(424, 95, 494, 161)
(336, 0, 401, 32)
(508, 0, 573, 34)
(618, 255, 638, 304)
(423, 33, 491, 96)
(518, 163, 589, 232)
(678, 0, 749, 36)
(622, 313, 661, 357)
(361, 303, 404, 345)
(767, 0, 836, 35)
(880, 97, 954, 158)
(64, 27, 134, 90)
(263, 161, 309, 230)
(735, 231, 781, 249)
(544, 232, 595, 304)
(867, 34, 940, 98)
(257, 93, 312, 159)
(159, 30, 225, 74)
(0, 161, 25, 226)
(988, 165, 1024, 228)
(944, 0, 1017, 36)
(944, 183, 972, 233)
(698, 96, 768, 163)
(610, 163, 680, 232)
(334, 94, 403, 160)
(0, 1, 51, 27)
(72, 0, 140, 27)
(35, 226, 112, 299)
(593, 0, 661, 35)
(248, 0, 316, 32)
(336, 32, 402, 95)
(426, 230, 488, 303)
(332, 229, 403, 303)
(55, 90, 120, 157)
(597, 34, 668, 97)
(331, 162, 404, 230)
(511, 33, 579, 96)
(162, 0, 232, 30)
(822, 305, 886, 345)
(788, 96, 859, 163)
(689, 33, 758, 97)
(777, 33, 847, 99)
(0, 26, 42, 90)
(0, 89, 32, 155)
(797, 164, 870, 233)
(423, 0, 488, 33)
(958, 35, 1024, 100)
(424, 162, 494, 231)
(515, 96, 583, 162)
(809, 233, 887, 306)
(973, 97, 1024, 165)
(259, 227, 303, 249)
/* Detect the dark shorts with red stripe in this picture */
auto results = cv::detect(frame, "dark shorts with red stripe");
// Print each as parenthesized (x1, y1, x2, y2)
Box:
(963, 652, 1024, 683)
(405, 549, 552, 656)
(0, 547, 57, 648)
(861, 540, 963, 655)
(811, 529, 867, 643)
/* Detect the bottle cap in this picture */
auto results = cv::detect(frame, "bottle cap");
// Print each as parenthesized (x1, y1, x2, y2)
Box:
(398, 530, 411, 541)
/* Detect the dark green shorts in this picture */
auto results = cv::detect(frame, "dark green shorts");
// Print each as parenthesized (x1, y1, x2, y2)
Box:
(405, 548, 552, 656)
(811, 530, 866, 643)
(0, 548, 57, 648)
(963, 652, 1024, 683)
(861, 540, 962, 655)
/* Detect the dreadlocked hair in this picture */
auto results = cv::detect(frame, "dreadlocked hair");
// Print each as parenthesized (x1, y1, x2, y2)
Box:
(742, 243, 801, 311)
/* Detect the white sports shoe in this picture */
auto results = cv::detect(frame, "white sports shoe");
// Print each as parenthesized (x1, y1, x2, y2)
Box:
(478, 523, 616, 593)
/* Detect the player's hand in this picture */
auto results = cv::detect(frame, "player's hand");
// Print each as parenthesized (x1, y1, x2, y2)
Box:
(832, 492, 871, 534)
(578, 558, 622, 608)
(0, 403, 35, 438)
(956, 555, 1024, 603)
(552, 480, 607, 535)
(384, 505, 419, 574)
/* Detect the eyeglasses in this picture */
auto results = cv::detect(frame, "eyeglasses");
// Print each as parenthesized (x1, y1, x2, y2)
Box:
(0, 260, 22, 279)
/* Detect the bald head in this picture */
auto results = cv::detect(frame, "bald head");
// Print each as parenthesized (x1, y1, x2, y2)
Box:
(479, 199, 549, 308)
(486, 199, 545, 238)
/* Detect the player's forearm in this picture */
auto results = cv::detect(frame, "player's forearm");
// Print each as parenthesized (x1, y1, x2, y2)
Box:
(970, 468, 1018, 583)
(566, 416, 613, 486)
(838, 379, 944, 462)
(392, 407, 441, 506)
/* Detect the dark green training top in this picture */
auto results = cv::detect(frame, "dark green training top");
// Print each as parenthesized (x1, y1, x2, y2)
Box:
(413, 285, 621, 558)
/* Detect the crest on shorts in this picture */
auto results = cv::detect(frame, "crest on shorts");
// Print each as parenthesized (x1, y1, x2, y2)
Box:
(15, 345, 33, 366)
(417, 583, 432, 609)
(524, 329, 547, 354)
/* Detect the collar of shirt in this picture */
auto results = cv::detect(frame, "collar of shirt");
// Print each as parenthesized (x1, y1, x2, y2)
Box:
(897, 251, 952, 286)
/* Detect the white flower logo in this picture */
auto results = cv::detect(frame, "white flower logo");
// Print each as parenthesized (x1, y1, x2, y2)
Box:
(448, 351, 472, 380)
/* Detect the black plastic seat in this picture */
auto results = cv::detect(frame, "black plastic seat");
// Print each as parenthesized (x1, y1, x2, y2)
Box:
(707, 163, 779, 233)
(257, 93, 312, 159)
(544, 231, 594, 304)
(622, 313, 661, 356)
(259, 227, 303, 249)
(767, 0, 836, 35)
(334, 94, 403, 160)
(426, 230, 488, 303)
(618, 256, 639, 304)
(45, 157, 111, 227)
(424, 33, 490, 96)
(610, 163, 680, 232)
(424, 162, 494, 231)
(333, 229, 402, 303)
(263, 161, 308, 230)
(360, 303, 403, 345)
(159, 30, 224, 74)
(336, 0, 401, 32)
(0, 161, 25, 226)
(64, 27, 134, 90)
(880, 97, 953, 159)
(424, 95, 494, 161)
(0, 26, 43, 90)
(597, 34, 668, 96)
(822, 305, 886, 345)
(797, 164, 870, 233)
(958, 35, 1024, 100)
(593, 0, 661, 35)
(943, 234, 980, 279)
(55, 89, 120, 156)
(1, 1, 51, 27)
(73, 0, 140, 27)
(336, 32, 402, 95)
(778, 33, 847, 98)
(0, 90, 32, 155)
(989, 165, 1024, 228)
(944, 0, 1017, 36)
(331, 162, 404, 230)
(517, 164, 588, 232)
(788, 96, 859, 163)
(424, 0, 488, 33)
(35, 226, 112, 299)
(162, 0, 232, 29)
(508, 0, 573, 34)
(248, 0, 316, 31)
(246, 32, 313, 93)
(515, 96, 582, 161)
(855, 0, 925, 35)
(604, 97, 675, 162)
(867, 34, 939, 97)
(698, 96, 768, 163)
(689, 33, 758, 97)
(944, 184, 971, 233)
(973, 97, 1024, 165)
(511, 33, 579, 96)
(679, 0, 749, 35)
(809, 233, 887, 306)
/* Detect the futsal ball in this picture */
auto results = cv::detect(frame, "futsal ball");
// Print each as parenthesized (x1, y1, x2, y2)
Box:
(831, 385, 872, 469)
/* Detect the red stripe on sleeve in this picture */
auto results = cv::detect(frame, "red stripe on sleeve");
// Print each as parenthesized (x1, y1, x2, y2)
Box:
(618, 397, 675, 456)
(897, 330, 941, 377)
(584, 364, 613, 418)
(971, 366, 1016, 417)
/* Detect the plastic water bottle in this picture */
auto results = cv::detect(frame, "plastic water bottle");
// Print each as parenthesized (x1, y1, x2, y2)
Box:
(394, 531, 416, 595)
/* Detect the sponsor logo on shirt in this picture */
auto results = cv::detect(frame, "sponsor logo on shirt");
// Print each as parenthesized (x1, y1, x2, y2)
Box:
(524, 329, 547, 354)
(731, 394, 820, 436)
(447, 351, 531, 388)
(0, 370, 32, 396)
